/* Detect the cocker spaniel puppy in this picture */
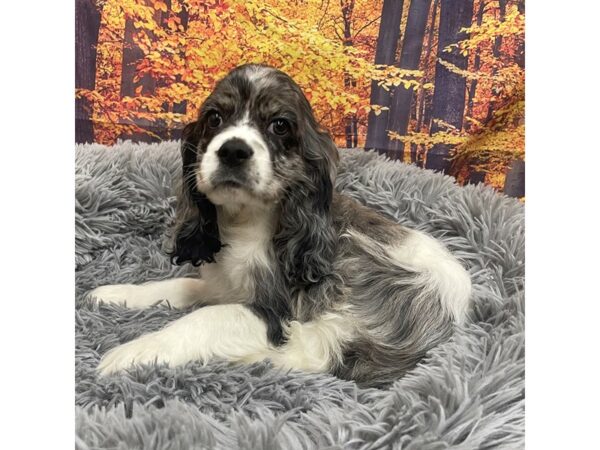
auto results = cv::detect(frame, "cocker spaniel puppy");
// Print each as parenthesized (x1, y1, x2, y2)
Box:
(91, 64, 471, 387)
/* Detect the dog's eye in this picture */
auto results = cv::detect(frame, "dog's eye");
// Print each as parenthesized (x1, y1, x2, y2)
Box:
(207, 112, 222, 129)
(269, 118, 290, 136)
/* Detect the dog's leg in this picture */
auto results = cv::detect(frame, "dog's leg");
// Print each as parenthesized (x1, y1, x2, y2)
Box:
(98, 304, 352, 375)
(87, 278, 210, 309)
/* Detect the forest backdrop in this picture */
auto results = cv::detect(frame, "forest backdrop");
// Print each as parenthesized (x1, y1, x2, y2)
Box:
(76, 0, 525, 196)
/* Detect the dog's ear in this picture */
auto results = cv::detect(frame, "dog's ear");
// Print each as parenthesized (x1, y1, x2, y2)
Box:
(167, 121, 223, 266)
(274, 111, 339, 287)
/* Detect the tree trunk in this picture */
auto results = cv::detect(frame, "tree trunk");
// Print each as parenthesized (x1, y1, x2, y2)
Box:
(386, 0, 433, 161)
(413, 0, 440, 166)
(466, 0, 486, 121)
(170, 3, 190, 140)
(120, 1, 169, 141)
(492, 0, 506, 58)
(503, 159, 525, 198)
(341, 0, 358, 148)
(120, 17, 145, 99)
(75, 0, 101, 144)
(515, 0, 525, 69)
(425, 0, 474, 173)
(465, 0, 487, 184)
(364, 0, 404, 154)
(485, 0, 507, 122)
(172, 4, 189, 116)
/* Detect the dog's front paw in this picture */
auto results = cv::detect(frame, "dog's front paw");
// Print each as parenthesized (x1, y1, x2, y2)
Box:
(98, 334, 167, 376)
(87, 284, 136, 307)
(97, 328, 203, 376)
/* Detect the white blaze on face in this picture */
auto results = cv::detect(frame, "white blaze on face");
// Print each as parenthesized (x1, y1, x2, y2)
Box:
(197, 118, 274, 201)
(245, 65, 275, 87)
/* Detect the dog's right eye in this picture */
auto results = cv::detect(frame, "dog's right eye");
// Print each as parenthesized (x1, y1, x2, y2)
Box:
(207, 112, 222, 129)
(269, 118, 291, 136)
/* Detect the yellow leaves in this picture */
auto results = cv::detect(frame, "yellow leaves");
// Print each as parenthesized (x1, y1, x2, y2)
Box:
(156, 1, 168, 12)
(464, 116, 484, 129)
(208, 10, 222, 32)
(368, 64, 423, 91)
(76, 88, 105, 104)
(445, 5, 524, 56)
(365, 105, 389, 116)
(88, 0, 526, 179)
(436, 58, 478, 81)
(171, 0, 182, 14)
(461, 126, 525, 155)
(432, 119, 458, 132)
(389, 130, 467, 147)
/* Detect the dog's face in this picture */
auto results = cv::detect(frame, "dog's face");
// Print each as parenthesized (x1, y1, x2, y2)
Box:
(172, 64, 338, 270)
(184, 64, 328, 207)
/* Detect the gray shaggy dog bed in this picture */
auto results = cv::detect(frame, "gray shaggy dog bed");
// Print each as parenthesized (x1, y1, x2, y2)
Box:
(75, 141, 524, 449)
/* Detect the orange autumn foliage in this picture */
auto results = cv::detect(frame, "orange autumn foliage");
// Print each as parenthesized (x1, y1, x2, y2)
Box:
(76, 0, 525, 193)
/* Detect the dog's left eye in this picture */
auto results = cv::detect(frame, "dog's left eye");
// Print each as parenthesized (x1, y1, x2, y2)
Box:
(207, 112, 223, 129)
(269, 118, 290, 136)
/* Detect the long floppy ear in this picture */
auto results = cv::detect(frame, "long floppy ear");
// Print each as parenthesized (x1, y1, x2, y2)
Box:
(274, 114, 339, 288)
(167, 121, 223, 266)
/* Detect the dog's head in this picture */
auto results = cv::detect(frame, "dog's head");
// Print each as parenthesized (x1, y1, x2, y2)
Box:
(170, 64, 338, 285)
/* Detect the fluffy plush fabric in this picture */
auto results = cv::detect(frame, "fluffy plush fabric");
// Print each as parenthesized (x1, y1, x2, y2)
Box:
(75, 141, 524, 449)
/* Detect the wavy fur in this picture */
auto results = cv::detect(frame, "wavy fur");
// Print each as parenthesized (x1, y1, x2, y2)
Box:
(168, 122, 223, 265)
(91, 64, 472, 387)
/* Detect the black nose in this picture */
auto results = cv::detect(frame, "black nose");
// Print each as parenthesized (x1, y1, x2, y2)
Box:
(217, 138, 253, 167)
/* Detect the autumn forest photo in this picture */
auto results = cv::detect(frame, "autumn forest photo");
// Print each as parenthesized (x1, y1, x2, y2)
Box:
(73, 1, 528, 445)
(75, 0, 525, 195)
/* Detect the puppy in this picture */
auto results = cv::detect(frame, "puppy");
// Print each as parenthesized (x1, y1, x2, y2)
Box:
(90, 64, 471, 387)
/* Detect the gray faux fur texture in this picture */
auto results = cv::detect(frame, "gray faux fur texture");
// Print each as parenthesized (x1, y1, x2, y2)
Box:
(75, 141, 524, 449)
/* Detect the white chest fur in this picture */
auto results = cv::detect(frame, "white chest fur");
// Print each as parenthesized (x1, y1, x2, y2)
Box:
(200, 204, 276, 303)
